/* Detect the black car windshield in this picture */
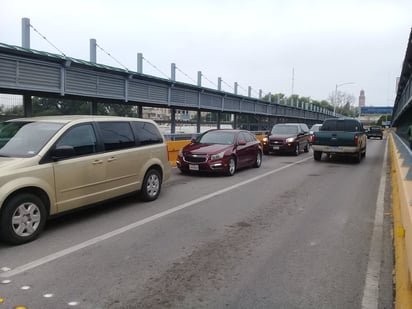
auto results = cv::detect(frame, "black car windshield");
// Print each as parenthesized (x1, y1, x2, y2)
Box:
(0, 121, 64, 157)
(271, 125, 298, 135)
(197, 131, 236, 145)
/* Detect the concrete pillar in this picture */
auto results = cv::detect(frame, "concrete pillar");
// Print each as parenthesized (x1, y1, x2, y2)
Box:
(137, 53, 143, 74)
(248, 86, 252, 97)
(197, 110, 201, 133)
(259, 89, 262, 100)
(171, 108, 176, 134)
(197, 71, 202, 87)
(218, 77, 222, 91)
(234, 82, 238, 95)
(23, 94, 32, 117)
(90, 39, 97, 63)
(171, 63, 176, 81)
(91, 100, 98, 115)
(22, 18, 30, 49)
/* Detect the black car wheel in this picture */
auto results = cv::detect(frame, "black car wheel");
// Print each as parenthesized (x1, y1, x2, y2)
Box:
(314, 151, 322, 161)
(254, 151, 262, 168)
(0, 193, 47, 245)
(140, 168, 162, 201)
(226, 157, 236, 176)
(304, 142, 309, 153)
(294, 144, 299, 156)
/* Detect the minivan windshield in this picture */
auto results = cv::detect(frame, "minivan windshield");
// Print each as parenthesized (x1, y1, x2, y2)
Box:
(0, 121, 64, 157)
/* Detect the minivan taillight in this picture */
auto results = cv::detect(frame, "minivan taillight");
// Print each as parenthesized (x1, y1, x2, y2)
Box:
(354, 135, 359, 145)
(311, 135, 315, 143)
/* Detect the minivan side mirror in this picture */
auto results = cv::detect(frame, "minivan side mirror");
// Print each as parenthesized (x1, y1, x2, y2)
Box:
(51, 145, 76, 160)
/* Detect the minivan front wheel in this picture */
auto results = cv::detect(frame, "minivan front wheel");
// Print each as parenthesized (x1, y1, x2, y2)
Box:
(0, 193, 47, 245)
(140, 169, 162, 202)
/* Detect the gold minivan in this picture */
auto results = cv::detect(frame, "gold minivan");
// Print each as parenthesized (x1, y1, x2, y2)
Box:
(0, 115, 171, 245)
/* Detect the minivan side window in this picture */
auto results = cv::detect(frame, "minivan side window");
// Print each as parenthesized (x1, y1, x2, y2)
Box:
(56, 124, 97, 156)
(98, 122, 135, 151)
(131, 122, 163, 146)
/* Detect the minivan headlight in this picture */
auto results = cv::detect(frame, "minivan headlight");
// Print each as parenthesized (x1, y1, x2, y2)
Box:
(210, 151, 225, 160)
(286, 137, 295, 143)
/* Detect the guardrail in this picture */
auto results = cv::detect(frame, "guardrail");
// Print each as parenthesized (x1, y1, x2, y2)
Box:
(390, 132, 412, 307)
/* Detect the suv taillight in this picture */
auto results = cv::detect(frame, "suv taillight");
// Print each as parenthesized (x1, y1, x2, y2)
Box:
(354, 135, 359, 145)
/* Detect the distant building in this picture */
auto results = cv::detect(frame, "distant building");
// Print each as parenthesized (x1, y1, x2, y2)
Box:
(358, 90, 365, 108)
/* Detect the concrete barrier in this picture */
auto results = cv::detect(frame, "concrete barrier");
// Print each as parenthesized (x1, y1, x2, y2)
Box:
(390, 133, 412, 308)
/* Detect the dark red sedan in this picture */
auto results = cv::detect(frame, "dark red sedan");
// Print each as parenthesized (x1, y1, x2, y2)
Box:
(176, 129, 262, 176)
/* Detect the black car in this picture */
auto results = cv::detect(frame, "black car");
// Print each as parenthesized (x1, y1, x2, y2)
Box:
(262, 123, 310, 156)
(366, 126, 383, 139)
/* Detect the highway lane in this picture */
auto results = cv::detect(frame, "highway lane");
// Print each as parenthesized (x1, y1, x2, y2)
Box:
(0, 138, 393, 308)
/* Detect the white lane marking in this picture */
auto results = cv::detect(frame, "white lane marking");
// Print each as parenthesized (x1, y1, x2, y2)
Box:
(361, 140, 388, 308)
(1, 156, 311, 278)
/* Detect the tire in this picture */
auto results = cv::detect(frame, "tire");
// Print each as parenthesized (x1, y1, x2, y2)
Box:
(0, 193, 47, 245)
(304, 142, 309, 153)
(294, 144, 299, 156)
(140, 169, 162, 202)
(253, 151, 262, 168)
(314, 151, 322, 161)
(355, 151, 362, 163)
(226, 157, 236, 176)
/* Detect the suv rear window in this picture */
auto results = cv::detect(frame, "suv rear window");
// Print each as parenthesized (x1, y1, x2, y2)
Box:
(321, 119, 362, 132)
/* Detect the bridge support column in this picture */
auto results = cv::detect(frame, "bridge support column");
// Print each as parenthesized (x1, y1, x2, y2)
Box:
(171, 108, 176, 134)
(217, 111, 221, 129)
(197, 110, 201, 133)
(23, 95, 32, 117)
(137, 105, 143, 118)
(233, 114, 238, 129)
(91, 100, 98, 115)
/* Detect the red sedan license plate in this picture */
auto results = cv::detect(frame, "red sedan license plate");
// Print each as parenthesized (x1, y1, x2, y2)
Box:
(189, 164, 199, 171)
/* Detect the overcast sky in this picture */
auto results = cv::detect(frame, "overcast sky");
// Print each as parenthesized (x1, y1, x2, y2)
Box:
(1, 0, 411, 106)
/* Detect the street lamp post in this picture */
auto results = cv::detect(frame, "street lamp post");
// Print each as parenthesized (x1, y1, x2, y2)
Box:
(334, 82, 355, 116)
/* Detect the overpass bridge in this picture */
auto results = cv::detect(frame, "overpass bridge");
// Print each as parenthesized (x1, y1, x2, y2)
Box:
(0, 42, 333, 133)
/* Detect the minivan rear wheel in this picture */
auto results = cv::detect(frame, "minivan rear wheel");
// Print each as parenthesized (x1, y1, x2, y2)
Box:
(140, 169, 162, 201)
(0, 193, 47, 245)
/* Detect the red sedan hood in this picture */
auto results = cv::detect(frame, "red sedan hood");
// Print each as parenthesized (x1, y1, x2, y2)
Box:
(183, 143, 232, 154)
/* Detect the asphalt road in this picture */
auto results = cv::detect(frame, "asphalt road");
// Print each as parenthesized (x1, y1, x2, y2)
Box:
(0, 137, 393, 309)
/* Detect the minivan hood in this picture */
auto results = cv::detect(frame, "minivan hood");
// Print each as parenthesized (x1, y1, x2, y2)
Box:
(0, 156, 39, 171)
(183, 143, 232, 154)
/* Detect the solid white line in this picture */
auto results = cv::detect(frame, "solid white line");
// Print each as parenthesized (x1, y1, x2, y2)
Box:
(1, 156, 312, 278)
(361, 140, 388, 308)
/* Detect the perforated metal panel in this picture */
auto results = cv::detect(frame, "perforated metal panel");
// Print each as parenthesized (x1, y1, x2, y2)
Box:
(19, 60, 60, 90)
(0, 56, 16, 85)
(170, 88, 198, 107)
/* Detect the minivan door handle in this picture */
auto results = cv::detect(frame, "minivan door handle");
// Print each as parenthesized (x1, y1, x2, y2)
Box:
(107, 157, 117, 162)
(92, 160, 104, 165)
